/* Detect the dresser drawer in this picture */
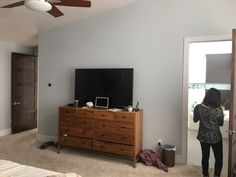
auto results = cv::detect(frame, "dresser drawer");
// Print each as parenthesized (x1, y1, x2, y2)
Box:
(59, 118, 74, 127)
(60, 107, 76, 117)
(69, 127, 94, 138)
(95, 120, 134, 132)
(60, 117, 94, 128)
(59, 136, 92, 150)
(114, 112, 135, 122)
(59, 107, 76, 124)
(74, 118, 94, 129)
(93, 140, 134, 156)
(76, 109, 94, 118)
(95, 130, 134, 145)
(59, 126, 69, 135)
(60, 128, 93, 139)
(94, 111, 114, 120)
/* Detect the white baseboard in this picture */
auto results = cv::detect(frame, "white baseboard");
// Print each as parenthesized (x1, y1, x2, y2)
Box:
(0, 129, 11, 137)
(175, 153, 185, 164)
(37, 133, 57, 142)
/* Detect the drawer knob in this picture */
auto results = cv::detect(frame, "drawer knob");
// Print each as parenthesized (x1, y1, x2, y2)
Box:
(64, 134, 68, 137)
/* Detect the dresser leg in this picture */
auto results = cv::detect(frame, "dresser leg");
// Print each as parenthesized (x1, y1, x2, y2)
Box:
(57, 143, 60, 154)
(132, 157, 137, 168)
(133, 161, 137, 168)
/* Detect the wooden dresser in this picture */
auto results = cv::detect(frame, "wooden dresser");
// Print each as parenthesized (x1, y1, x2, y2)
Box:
(58, 106, 143, 167)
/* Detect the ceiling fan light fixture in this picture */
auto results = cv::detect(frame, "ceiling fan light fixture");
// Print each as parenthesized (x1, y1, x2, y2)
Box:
(25, 0, 52, 12)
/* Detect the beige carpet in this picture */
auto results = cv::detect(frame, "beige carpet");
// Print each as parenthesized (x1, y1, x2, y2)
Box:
(0, 130, 223, 177)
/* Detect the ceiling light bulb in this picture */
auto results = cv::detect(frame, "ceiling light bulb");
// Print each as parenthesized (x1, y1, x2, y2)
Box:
(25, 0, 52, 12)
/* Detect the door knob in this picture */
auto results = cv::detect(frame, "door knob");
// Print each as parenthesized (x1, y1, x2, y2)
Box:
(226, 130, 236, 135)
(12, 102, 21, 105)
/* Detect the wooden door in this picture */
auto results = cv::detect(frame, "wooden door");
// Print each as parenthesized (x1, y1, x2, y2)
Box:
(11, 53, 37, 133)
(229, 29, 236, 177)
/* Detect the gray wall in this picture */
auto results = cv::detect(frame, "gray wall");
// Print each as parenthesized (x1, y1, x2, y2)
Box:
(0, 41, 33, 134)
(38, 0, 236, 157)
(206, 53, 231, 84)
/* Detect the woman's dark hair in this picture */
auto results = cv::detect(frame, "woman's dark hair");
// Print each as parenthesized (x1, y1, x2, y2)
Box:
(202, 88, 221, 108)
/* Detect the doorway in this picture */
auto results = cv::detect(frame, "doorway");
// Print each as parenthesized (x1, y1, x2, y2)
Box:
(182, 36, 232, 177)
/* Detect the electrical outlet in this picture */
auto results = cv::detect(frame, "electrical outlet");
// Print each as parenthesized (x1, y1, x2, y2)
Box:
(158, 139, 162, 146)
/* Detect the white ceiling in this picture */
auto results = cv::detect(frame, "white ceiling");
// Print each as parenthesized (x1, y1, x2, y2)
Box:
(0, 0, 140, 46)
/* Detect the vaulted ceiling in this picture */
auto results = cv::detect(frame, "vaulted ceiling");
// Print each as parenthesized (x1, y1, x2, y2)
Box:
(0, 0, 140, 46)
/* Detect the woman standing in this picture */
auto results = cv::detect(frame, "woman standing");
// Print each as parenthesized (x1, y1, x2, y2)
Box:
(193, 88, 224, 177)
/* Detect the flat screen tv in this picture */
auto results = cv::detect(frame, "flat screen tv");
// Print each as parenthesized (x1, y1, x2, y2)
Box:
(75, 68, 133, 108)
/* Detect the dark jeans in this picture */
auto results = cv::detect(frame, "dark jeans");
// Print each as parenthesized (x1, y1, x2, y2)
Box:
(200, 141, 223, 176)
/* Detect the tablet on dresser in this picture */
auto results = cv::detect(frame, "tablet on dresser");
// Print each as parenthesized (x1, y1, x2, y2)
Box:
(95, 97, 109, 109)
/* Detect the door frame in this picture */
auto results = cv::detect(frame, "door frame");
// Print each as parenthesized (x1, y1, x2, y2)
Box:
(181, 35, 231, 164)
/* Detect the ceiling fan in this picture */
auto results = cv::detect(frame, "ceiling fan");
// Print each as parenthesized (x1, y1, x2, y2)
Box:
(1, 0, 91, 17)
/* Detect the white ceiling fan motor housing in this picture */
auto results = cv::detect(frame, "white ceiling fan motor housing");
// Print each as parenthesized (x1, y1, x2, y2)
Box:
(25, 0, 52, 12)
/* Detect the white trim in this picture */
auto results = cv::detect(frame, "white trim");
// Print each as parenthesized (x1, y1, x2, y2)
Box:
(37, 133, 57, 142)
(181, 35, 232, 164)
(175, 154, 184, 164)
(184, 35, 231, 43)
(0, 129, 11, 137)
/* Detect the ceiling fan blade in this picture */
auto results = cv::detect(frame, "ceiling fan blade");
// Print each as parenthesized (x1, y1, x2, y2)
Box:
(54, 0, 91, 7)
(47, 4, 64, 17)
(1, 1, 25, 8)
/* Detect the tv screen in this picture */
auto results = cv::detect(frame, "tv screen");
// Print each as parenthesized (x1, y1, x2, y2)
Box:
(75, 68, 133, 108)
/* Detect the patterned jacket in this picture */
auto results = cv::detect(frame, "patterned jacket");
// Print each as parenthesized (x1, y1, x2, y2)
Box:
(193, 104, 224, 144)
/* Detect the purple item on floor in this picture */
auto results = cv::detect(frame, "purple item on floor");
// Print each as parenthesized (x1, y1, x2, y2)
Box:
(139, 149, 168, 172)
